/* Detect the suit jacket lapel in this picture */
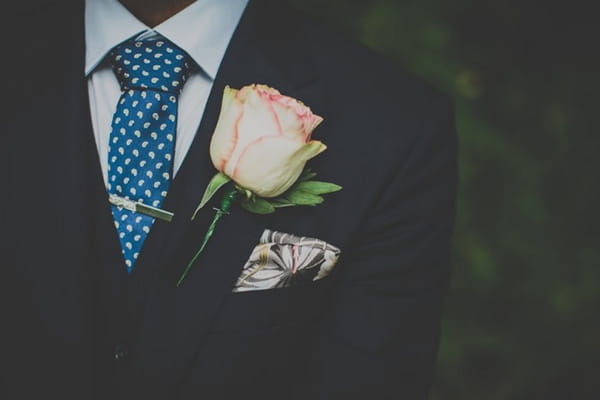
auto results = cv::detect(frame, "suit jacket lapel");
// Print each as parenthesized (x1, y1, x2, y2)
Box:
(127, 0, 325, 388)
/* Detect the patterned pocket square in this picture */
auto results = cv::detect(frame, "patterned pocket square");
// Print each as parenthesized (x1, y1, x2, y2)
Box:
(233, 229, 341, 293)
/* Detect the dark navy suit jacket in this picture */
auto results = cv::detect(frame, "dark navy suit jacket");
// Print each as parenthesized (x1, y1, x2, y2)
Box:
(1, 0, 457, 398)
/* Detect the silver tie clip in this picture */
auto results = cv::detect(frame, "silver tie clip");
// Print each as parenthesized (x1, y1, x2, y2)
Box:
(108, 194, 174, 222)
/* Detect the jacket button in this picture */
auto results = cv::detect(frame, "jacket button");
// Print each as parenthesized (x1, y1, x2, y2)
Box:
(114, 344, 129, 361)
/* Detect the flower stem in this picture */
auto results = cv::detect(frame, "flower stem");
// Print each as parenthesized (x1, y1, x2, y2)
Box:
(176, 188, 238, 287)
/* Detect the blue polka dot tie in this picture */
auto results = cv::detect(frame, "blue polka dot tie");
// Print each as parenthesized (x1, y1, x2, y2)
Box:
(107, 38, 193, 273)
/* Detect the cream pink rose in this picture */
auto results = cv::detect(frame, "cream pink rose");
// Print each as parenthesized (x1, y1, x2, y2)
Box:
(209, 84, 326, 197)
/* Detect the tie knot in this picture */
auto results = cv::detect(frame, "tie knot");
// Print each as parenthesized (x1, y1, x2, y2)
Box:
(109, 39, 193, 94)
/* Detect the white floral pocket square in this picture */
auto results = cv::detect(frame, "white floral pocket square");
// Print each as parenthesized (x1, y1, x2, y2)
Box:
(232, 229, 341, 293)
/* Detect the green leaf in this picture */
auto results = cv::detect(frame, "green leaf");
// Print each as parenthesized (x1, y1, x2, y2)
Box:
(240, 197, 276, 214)
(269, 198, 297, 208)
(298, 169, 317, 182)
(192, 172, 231, 220)
(286, 190, 324, 205)
(295, 181, 342, 195)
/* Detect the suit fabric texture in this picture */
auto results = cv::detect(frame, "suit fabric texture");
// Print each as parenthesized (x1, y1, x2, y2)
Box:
(0, 1, 457, 399)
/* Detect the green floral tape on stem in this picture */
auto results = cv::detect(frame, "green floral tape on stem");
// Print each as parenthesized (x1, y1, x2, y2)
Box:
(176, 187, 238, 287)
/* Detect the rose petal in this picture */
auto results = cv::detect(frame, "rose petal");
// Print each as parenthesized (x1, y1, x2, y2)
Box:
(242, 87, 283, 136)
(209, 86, 245, 172)
(295, 140, 327, 161)
(232, 136, 308, 197)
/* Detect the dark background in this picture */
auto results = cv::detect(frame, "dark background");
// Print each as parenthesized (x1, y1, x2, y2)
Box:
(290, 0, 599, 398)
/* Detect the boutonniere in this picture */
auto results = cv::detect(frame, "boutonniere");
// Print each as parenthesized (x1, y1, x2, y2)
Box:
(176, 84, 341, 286)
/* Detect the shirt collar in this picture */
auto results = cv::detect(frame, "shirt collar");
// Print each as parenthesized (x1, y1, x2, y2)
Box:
(84, 0, 249, 79)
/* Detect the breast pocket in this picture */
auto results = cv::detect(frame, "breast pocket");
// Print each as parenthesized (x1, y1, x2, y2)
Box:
(209, 276, 333, 333)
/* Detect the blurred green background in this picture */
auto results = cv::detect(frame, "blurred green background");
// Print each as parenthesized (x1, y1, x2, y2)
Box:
(291, 0, 599, 398)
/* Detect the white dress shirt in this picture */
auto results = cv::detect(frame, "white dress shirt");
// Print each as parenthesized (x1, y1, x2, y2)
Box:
(85, 0, 249, 184)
